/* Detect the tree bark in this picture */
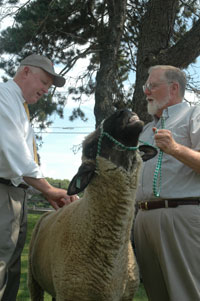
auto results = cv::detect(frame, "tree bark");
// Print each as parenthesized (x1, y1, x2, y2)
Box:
(94, 0, 127, 127)
(132, 0, 179, 123)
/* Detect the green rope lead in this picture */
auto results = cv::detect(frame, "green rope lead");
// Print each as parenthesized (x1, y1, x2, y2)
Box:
(101, 132, 139, 151)
(152, 116, 165, 197)
(96, 122, 139, 171)
(97, 120, 139, 158)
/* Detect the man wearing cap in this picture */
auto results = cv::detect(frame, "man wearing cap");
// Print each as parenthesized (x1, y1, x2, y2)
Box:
(0, 54, 76, 300)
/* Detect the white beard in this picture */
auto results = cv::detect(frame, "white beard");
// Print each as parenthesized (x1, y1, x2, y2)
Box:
(147, 96, 170, 116)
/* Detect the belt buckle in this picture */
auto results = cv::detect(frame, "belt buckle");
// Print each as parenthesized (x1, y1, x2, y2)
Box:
(139, 201, 148, 210)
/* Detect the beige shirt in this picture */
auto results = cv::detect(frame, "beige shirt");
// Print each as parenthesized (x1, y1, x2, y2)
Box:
(136, 102, 200, 201)
(0, 79, 44, 186)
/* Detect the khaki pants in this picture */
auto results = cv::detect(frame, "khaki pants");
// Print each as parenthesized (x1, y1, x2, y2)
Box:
(0, 183, 27, 301)
(134, 205, 200, 301)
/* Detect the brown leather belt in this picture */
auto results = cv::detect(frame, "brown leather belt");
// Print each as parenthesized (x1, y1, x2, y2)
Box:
(139, 199, 200, 210)
(0, 178, 29, 190)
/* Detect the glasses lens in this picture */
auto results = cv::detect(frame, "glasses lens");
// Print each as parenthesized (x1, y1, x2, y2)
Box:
(143, 83, 150, 92)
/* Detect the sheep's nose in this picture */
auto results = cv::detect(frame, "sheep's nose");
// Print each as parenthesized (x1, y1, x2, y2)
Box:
(129, 114, 140, 123)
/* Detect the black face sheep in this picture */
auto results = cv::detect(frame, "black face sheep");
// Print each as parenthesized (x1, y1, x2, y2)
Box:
(28, 109, 157, 301)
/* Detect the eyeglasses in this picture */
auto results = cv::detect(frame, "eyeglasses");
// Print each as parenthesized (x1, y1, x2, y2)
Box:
(143, 81, 173, 92)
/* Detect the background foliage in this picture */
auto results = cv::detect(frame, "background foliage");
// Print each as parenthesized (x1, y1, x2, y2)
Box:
(1, 0, 200, 128)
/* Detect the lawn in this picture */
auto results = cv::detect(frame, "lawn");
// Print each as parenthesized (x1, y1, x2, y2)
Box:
(17, 213, 148, 300)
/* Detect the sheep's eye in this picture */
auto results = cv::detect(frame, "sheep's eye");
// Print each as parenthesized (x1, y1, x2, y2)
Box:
(116, 110, 124, 119)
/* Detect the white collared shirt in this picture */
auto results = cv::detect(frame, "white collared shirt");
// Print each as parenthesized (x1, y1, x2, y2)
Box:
(0, 79, 44, 186)
(136, 102, 200, 201)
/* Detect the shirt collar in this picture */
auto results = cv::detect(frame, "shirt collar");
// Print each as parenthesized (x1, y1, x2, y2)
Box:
(153, 102, 188, 122)
(163, 102, 189, 118)
(8, 79, 25, 104)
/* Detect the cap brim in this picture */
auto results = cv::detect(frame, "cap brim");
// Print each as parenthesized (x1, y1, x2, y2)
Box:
(52, 74, 66, 87)
(39, 68, 66, 87)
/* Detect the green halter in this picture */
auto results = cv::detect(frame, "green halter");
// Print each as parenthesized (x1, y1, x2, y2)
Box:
(96, 118, 164, 197)
(96, 120, 139, 157)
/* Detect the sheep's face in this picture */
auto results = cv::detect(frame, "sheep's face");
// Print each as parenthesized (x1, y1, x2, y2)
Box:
(82, 109, 144, 170)
(102, 109, 144, 147)
(68, 109, 157, 195)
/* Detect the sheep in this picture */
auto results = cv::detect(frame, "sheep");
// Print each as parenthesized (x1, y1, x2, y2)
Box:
(28, 109, 157, 301)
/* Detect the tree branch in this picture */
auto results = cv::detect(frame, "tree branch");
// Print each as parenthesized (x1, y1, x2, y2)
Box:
(159, 18, 200, 68)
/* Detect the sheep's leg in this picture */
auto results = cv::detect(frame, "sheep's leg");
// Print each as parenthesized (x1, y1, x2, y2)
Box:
(28, 213, 49, 300)
(28, 253, 45, 300)
(28, 261, 44, 301)
(28, 273, 45, 301)
(121, 277, 139, 301)
(121, 245, 140, 301)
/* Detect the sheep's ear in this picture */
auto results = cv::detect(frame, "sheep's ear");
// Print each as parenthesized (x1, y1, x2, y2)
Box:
(139, 145, 158, 161)
(67, 161, 96, 195)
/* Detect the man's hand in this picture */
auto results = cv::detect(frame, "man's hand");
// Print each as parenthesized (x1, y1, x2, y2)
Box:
(23, 177, 79, 210)
(152, 127, 200, 173)
(44, 187, 79, 210)
(153, 128, 178, 155)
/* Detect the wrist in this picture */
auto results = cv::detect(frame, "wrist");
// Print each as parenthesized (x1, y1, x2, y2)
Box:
(170, 142, 180, 156)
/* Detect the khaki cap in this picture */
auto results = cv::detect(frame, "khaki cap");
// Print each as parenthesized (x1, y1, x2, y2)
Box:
(20, 54, 65, 87)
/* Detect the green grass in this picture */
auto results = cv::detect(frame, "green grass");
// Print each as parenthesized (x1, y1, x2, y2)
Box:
(17, 213, 148, 300)
(17, 213, 52, 300)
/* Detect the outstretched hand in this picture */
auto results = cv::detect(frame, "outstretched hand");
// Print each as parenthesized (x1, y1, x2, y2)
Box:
(45, 187, 79, 210)
(23, 177, 79, 210)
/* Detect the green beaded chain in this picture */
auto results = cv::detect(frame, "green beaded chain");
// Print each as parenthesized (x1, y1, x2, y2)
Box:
(152, 116, 165, 197)
(97, 130, 139, 157)
(97, 120, 139, 158)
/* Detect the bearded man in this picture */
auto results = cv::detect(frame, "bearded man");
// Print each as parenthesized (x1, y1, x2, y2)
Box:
(134, 65, 200, 301)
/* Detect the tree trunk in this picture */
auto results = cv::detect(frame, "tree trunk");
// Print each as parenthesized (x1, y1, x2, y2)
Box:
(94, 0, 127, 127)
(132, 0, 179, 123)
